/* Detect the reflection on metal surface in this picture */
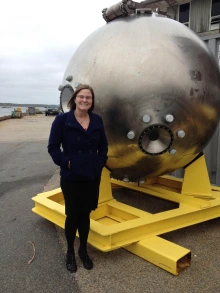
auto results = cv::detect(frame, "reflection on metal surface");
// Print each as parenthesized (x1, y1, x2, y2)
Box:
(60, 13, 220, 181)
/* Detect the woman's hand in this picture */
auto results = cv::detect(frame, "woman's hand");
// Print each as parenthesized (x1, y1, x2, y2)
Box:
(68, 161, 70, 169)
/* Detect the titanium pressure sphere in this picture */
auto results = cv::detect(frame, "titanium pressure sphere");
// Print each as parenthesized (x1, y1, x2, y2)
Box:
(59, 11, 220, 182)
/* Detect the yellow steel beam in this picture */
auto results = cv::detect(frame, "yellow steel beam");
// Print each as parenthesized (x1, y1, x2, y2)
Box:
(32, 189, 65, 228)
(98, 168, 114, 203)
(125, 236, 191, 276)
(182, 155, 212, 196)
(110, 178, 213, 208)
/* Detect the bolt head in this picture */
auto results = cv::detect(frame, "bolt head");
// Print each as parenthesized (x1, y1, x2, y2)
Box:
(177, 130, 185, 138)
(165, 114, 174, 123)
(143, 115, 151, 123)
(127, 131, 135, 139)
(169, 149, 177, 155)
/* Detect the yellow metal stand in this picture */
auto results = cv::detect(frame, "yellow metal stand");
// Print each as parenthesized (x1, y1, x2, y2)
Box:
(32, 155, 220, 275)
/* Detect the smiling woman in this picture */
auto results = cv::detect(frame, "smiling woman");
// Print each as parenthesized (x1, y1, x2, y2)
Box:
(67, 85, 95, 113)
(47, 84, 108, 273)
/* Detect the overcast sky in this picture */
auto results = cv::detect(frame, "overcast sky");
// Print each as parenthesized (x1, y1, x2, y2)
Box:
(0, 0, 115, 105)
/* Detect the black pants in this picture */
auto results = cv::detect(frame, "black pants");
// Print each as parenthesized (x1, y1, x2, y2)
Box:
(60, 177, 99, 253)
(64, 210, 90, 253)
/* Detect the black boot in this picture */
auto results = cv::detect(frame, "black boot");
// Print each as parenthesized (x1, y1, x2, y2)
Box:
(66, 252, 77, 273)
(78, 249, 93, 270)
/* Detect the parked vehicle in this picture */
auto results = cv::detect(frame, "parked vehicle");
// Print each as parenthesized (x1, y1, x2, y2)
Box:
(11, 108, 22, 118)
(27, 106, 36, 115)
(45, 108, 60, 116)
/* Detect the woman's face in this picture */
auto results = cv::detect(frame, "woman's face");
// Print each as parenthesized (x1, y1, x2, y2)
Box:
(74, 89, 93, 112)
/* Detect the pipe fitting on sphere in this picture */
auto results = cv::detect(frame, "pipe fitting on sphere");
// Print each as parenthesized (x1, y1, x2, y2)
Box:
(66, 75, 73, 82)
(58, 85, 64, 91)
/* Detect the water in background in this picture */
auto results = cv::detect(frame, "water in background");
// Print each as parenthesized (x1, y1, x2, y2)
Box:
(0, 106, 46, 117)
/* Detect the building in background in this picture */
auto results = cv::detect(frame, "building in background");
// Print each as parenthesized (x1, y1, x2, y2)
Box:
(145, 0, 220, 37)
(145, 0, 220, 66)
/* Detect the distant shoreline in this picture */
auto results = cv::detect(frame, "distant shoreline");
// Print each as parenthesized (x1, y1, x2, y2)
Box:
(0, 113, 47, 122)
(0, 103, 58, 107)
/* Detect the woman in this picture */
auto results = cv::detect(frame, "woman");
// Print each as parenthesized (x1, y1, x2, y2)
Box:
(48, 84, 108, 273)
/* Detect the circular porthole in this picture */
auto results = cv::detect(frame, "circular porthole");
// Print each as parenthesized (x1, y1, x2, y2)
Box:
(60, 85, 74, 113)
(139, 124, 173, 156)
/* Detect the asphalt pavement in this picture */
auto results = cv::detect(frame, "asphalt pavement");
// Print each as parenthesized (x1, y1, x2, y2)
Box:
(0, 115, 220, 293)
(0, 116, 80, 293)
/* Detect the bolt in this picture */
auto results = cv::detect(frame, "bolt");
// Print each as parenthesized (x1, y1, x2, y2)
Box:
(123, 176, 129, 183)
(165, 114, 174, 123)
(58, 85, 64, 91)
(66, 75, 73, 82)
(127, 131, 135, 139)
(169, 149, 177, 155)
(143, 115, 151, 123)
(177, 130, 185, 138)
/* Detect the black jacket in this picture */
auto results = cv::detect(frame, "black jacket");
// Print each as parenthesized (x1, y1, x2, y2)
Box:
(48, 111, 108, 181)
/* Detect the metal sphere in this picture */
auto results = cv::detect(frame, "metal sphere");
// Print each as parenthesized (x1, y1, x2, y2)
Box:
(60, 13, 220, 181)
